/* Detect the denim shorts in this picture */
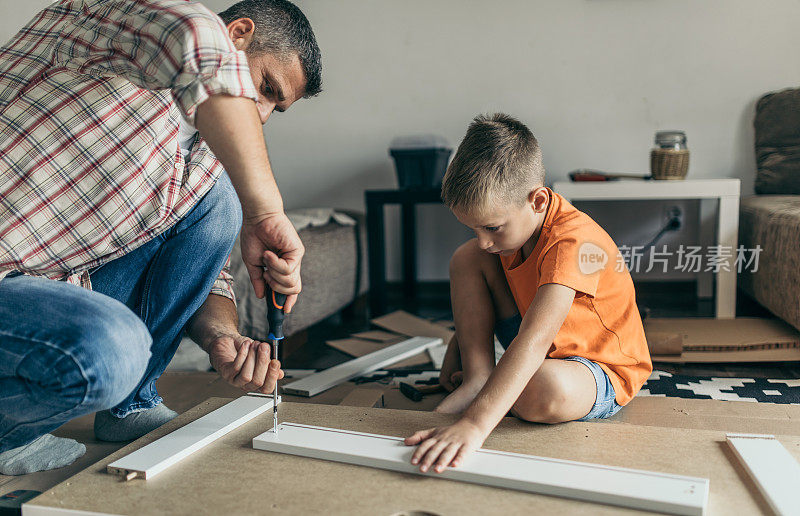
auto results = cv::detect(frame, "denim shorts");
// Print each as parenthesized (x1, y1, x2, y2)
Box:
(495, 314, 622, 421)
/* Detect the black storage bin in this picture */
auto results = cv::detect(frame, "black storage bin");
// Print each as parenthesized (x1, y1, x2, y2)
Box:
(389, 135, 452, 188)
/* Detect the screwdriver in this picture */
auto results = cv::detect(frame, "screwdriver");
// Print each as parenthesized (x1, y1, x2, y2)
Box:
(267, 289, 286, 435)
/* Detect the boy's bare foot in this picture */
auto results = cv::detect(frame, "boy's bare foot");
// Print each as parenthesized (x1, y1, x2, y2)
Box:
(434, 379, 486, 414)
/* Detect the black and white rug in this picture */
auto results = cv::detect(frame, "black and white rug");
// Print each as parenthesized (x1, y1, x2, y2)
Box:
(346, 370, 800, 405)
(641, 371, 800, 404)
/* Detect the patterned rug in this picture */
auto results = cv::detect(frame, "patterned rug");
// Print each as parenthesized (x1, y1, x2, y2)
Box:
(349, 370, 800, 405)
(641, 371, 800, 404)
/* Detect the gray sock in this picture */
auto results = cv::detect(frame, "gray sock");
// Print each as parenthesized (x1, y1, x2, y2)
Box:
(0, 434, 86, 475)
(94, 404, 178, 442)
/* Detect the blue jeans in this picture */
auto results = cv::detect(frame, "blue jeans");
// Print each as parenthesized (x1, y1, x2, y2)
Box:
(494, 314, 623, 421)
(0, 172, 241, 452)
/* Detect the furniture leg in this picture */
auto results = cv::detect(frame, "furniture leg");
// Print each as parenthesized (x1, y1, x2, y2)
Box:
(716, 195, 739, 318)
(366, 195, 387, 316)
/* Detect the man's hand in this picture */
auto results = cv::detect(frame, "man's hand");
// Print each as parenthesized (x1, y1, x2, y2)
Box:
(404, 418, 489, 473)
(240, 211, 304, 313)
(439, 335, 463, 392)
(208, 332, 284, 393)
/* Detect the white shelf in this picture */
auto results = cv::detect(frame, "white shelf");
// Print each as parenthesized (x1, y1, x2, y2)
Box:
(552, 178, 740, 201)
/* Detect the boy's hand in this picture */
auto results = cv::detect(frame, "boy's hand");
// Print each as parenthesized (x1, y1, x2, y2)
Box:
(439, 335, 462, 392)
(404, 419, 489, 473)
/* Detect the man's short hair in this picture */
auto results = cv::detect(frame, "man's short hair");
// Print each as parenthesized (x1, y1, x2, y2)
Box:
(442, 113, 545, 214)
(219, 0, 322, 97)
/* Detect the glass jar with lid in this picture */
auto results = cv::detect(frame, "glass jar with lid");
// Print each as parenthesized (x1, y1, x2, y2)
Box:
(651, 130, 689, 180)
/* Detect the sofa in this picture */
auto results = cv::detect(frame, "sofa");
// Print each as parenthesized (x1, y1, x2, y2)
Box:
(169, 208, 367, 370)
(230, 208, 368, 340)
(738, 87, 800, 332)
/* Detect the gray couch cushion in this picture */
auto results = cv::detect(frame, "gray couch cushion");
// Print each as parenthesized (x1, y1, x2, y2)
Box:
(230, 211, 367, 340)
(739, 195, 800, 331)
(754, 88, 800, 194)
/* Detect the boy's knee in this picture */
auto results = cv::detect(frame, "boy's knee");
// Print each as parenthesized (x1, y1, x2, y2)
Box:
(511, 396, 565, 424)
(511, 377, 572, 424)
(449, 239, 485, 277)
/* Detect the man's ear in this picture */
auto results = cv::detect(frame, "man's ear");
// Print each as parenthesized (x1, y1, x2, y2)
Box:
(227, 18, 256, 51)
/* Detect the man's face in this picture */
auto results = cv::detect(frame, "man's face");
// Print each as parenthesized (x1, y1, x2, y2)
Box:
(245, 52, 306, 124)
(227, 18, 307, 124)
(452, 188, 548, 256)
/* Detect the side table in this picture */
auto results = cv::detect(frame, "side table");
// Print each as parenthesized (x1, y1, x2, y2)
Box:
(553, 178, 741, 319)
(365, 187, 443, 315)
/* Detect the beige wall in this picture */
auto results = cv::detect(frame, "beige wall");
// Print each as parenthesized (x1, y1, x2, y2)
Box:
(3, 1, 799, 280)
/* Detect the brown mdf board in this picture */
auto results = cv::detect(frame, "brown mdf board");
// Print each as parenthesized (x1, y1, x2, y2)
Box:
(371, 310, 455, 342)
(24, 399, 800, 515)
(607, 397, 800, 436)
(646, 317, 800, 363)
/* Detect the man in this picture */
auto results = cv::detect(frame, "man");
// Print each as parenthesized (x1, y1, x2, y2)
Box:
(0, 0, 321, 475)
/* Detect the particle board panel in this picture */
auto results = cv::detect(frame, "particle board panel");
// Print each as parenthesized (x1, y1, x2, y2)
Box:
(106, 395, 278, 479)
(726, 434, 800, 515)
(325, 337, 430, 369)
(253, 423, 709, 515)
(23, 400, 800, 515)
(282, 337, 441, 397)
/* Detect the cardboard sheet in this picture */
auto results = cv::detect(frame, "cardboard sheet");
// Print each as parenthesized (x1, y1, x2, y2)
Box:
(371, 310, 455, 342)
(645, 317, 800, 363)
(337, 387, 386, 408)
(25, 399, 800, 515)
(350, 330, 402, 342)
(644, 331, 683, 355)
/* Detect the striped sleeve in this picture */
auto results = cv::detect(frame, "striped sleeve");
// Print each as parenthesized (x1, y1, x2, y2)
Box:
(210, 254, 237, 306)
(58, 0, 258, 123)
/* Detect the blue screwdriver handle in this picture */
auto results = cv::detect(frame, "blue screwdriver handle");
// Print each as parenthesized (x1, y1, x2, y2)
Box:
(267, 290, 287, 344)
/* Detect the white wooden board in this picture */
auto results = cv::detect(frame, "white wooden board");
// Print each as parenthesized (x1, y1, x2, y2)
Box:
(107, 395, 279, 479)
(253, 422, 709, 515)
(281, 337, 441, 397)
(726, 433, 800, 515)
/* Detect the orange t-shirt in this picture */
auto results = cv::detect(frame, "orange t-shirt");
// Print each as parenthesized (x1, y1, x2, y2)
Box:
(499, 188, 652, 405)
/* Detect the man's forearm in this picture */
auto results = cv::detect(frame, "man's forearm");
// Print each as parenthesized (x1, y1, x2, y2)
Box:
(195, 94, 283, 221)
(186, 294, 239, 353)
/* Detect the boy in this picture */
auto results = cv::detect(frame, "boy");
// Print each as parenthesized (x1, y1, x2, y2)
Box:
(404, 113, 652, 473)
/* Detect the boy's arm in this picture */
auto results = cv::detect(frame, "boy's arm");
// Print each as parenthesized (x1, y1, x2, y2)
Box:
(404, 283, 575, 473)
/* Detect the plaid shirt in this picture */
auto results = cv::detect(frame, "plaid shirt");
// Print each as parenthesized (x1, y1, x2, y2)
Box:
(0, 0, 260, 303)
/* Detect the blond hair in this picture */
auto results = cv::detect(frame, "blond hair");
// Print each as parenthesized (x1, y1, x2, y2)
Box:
(441, 113, 544, 213)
